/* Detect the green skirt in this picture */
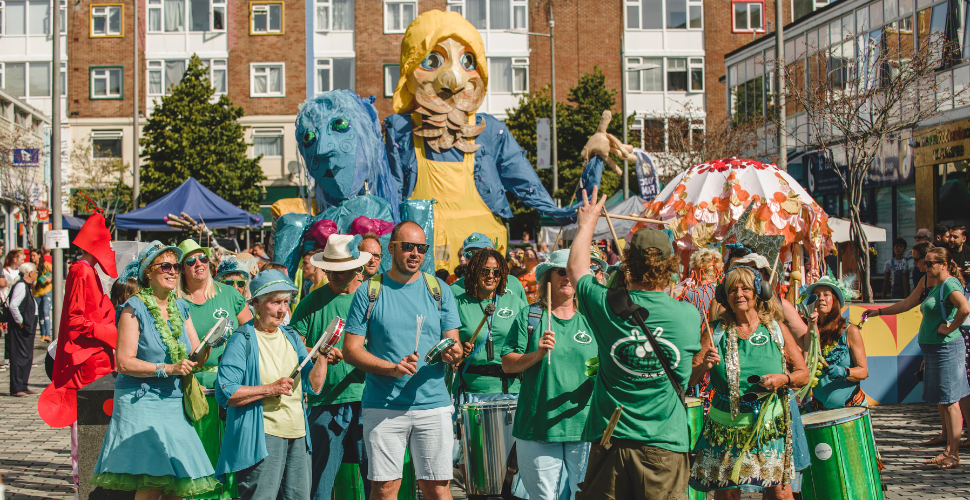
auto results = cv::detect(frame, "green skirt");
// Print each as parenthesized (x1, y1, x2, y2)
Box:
(189, 394, 238, 499)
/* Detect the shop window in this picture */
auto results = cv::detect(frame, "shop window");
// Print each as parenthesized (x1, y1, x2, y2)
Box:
(90, 4, 122, 37)
(250, 1, 282, 35)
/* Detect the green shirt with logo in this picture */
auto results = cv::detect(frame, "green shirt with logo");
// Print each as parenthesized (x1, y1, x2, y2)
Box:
(919, 278, 965, 344)
(454, 289, 526, 394)
(575, 274, 701, 452)
(451, 274, 527, 305)
(292, 285, 365, 406)
(502, 308, 597, 442)
(187, 283, 247, 389)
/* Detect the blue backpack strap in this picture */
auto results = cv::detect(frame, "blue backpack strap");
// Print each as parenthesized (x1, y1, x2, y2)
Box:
(526, 304, 544, 346)
(365, 274, 383, 322)
(422, 273, 442, 311)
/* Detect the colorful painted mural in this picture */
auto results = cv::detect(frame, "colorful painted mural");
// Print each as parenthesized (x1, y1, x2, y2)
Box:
(847, 305, 927, 405)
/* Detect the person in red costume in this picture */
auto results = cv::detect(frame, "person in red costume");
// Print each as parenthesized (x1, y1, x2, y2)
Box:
(37, 212, 118, 489)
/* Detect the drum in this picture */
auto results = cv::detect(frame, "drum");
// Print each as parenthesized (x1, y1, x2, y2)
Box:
(685, 397, 705, 500)
(425, 338, 457, 366)
(330, 448, 416, 500)
(459, 399, 517, 496)
(800, 407, 884, 500)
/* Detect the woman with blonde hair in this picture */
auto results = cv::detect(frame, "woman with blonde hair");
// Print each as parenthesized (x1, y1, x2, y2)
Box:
(689, 265, 809, 498)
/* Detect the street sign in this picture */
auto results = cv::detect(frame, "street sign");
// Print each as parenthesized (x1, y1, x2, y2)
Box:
(37, 209, 49, 222)
(536, 118, 551, 169)
(45, 230, 69, 249)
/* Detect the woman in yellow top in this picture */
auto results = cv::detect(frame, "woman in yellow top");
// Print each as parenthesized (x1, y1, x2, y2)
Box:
(31, 250, 53, 343)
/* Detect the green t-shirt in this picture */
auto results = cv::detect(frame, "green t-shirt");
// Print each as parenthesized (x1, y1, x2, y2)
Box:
(575, 274, 701, 452)
(919, 277, 965, 344)
(291, 285, 365, 406)
(455, 290, 526, 394)
(708, 321, 784, 414)
(188, 283, 247, 389)
(451, 274, 527, 305)
(502, 308, 597, 442)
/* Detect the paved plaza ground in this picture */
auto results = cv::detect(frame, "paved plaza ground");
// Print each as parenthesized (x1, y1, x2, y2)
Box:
(3, 341, 970, 500)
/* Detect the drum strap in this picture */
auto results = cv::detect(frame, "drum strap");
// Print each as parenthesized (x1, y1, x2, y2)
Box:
(501, 442, 519, 500)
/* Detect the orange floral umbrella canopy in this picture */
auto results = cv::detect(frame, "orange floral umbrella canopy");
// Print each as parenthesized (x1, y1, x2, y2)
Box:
(641, 158, 833, 260)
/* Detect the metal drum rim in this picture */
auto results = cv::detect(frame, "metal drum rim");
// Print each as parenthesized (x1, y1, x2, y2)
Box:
(801, 406, 869, 428)
(460, 400, 518, 410)
(686, 396, 703, 408)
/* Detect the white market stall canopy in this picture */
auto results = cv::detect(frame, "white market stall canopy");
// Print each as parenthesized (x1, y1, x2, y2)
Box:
(539, 196, 647, 245)
(827, 218, 886, 244)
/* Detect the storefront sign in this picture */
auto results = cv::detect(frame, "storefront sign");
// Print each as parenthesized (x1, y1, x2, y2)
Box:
(13, 149, 39, 167)
(915, 119, 970, 167)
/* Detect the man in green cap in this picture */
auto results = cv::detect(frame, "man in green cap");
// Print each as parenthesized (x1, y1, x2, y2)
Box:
(566, 186, 701, 500)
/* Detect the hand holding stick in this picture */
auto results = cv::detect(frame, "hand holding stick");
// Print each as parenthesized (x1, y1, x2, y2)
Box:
(601, 208, 625, 262)
(461, 304, 496, 361)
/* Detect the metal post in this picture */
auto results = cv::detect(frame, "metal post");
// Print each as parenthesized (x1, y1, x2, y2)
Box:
(51, 0, 63, 340)
(775, 0, 787, 171)
(620, 10, 628, 200)
(133, 0, 140, 208)
(550, 4, 557, 195)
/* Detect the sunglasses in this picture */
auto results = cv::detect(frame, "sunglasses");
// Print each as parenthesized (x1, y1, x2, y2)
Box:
(153, 262, 181, 274)
(185, 255, 209, 266)
(481, 267, 502, 278)
(925, 260, 945, 266)
(590, 265, 602, 273)
(463, 249, 477, 261)
(369, 253, 382, 261)
(393, 241, 429, 254)
(556, 269, 567, 277)
(222, 279, 247, 288)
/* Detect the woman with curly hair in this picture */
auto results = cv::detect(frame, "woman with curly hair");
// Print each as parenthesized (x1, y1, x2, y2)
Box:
(688, 265, 809, 499)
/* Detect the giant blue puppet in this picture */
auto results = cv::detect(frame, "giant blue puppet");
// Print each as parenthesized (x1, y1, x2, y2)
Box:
(276, 9, 609, 274)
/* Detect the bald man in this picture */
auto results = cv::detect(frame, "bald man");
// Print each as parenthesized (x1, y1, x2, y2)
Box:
(343, 221, 463, 500)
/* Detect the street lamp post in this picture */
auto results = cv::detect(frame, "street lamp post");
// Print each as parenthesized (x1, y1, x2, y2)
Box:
(51, 0, 63, 339)
(133, 0, 140, 209)
(776, 0, 787, 171)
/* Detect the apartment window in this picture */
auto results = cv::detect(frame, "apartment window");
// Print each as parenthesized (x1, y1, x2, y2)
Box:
(667, 0, 702, 29)
(90, 4, 122, 37)
(28, 0, 49, 34)
(626, 0, 661, 30)
(384, 64, 399, 97)
(147, 60, 186, 95)
(792, 0, 828, 23)
(733, 1, 763, 32)
(667, 58, 687, 91)
(626, 57, 663, 92)
(0, 63, 4, 90)
(253, 129, 283, 157)
(59, 61, 65, 95)
(202, 59, 227, 93)
(147, 0, 161, 31)
(315, 58, 354, 94)
(1, 61, 49, 97)
(90, 66, 122, 99)
(488, 57, 528, 93)
(92, 130, 123, 158)
(690, 57, 703, 91)
(211, 0, 224, 30)
(188, 0, 208, 31)
(251, 63, 284, 97)
(250, 1, 282, 34)
(315, 0, 353, 31)
(460, 0, 527, 31)
(384, 1, 416, 33)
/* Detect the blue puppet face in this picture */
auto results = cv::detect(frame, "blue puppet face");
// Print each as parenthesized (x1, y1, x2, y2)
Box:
(296, 93, 365, 201)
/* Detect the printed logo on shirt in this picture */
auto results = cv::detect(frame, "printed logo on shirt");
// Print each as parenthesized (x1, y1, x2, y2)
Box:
(574, 330, 593, 344)
(496, 307, 514, 319)
(609, 327, 681, 379)
(213, 307, 235, 330)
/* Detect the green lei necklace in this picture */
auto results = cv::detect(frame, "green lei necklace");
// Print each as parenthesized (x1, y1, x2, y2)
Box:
(135, 287, 187, 364)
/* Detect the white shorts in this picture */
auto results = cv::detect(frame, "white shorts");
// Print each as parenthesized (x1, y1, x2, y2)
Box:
(362, 406, 454, 482)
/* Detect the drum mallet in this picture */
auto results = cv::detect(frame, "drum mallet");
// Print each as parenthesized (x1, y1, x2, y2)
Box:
(600, 405, 624, 449)
(461, 304, 496, 362)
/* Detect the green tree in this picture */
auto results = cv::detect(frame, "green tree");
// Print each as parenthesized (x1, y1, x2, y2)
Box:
(141, 55, 266, 212)
(505, 68, 635, 235)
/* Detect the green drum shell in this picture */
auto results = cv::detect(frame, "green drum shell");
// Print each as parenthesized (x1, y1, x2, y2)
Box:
(190, 392, 238, 499)
(686, 397, 705, 500)
(331, 448, 416, 500)
(801, 407, 884, 500)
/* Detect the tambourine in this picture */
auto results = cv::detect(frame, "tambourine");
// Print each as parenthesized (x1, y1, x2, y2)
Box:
(424, 337, 457, 366)
(190, 317, 230, 361)
(288, 317, 345, 379)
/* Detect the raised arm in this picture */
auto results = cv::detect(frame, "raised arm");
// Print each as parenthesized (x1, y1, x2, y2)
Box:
(566, 187, 607, 286)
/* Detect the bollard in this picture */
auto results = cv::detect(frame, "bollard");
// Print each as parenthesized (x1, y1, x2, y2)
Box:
(77, 372, 134, 500)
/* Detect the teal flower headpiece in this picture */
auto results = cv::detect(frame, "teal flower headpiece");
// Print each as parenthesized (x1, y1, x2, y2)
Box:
(799, 272, 860, 308)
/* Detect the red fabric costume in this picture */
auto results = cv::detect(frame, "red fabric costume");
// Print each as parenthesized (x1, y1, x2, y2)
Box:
(38, 213, 118, 428)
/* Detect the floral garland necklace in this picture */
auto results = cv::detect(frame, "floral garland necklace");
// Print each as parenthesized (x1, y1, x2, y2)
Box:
(135, 287, 187, 364)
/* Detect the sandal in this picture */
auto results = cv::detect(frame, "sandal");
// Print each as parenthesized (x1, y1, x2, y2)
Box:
(936, 455, 961, 470)
(925, 434, 947, 446)
(926, 453, 947, 465)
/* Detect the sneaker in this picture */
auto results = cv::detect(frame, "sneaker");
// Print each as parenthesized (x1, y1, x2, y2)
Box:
(40, 336, 51, 343)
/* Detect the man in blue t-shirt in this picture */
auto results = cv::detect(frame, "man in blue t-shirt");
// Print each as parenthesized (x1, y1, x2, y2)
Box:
(344, 221, 463, 500)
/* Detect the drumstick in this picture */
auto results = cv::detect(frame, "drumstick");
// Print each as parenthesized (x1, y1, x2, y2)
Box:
(414, 315, 425, 356)
(602, 208, 625, 261)
(547, 282, 553, 365)
(595, 213, 667, 225)
(600, 405, 624, 447)
(461, 304, 496, 363)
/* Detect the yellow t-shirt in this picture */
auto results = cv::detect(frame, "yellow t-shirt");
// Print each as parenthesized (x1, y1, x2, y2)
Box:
(255, 328, 305, 438)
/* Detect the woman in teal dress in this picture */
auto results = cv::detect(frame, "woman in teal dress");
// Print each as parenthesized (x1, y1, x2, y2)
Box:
(91, 241, 218, 499)
(689, 266, 809, 499)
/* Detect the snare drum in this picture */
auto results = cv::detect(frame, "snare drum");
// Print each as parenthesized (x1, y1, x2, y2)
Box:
(425, 338, 456, 366)
(800, 407, 884, 500)
(459, 399, 517, 496)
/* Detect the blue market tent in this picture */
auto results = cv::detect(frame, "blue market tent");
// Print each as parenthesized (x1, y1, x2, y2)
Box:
(63, 215, 87, 230)
(115, 177, 264, 231)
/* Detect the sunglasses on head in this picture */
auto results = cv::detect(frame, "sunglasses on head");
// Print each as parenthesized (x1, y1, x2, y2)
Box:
(393, 241, 429, 254)
(185, 254, 209, 266)
(222, 279, 247, 288)
(481, 267, 502, 278)
(154, 262, 181, 274)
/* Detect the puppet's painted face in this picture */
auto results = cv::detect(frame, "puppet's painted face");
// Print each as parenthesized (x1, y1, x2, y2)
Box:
(296, 92, 372, 201)
(405, 38, 486, 153)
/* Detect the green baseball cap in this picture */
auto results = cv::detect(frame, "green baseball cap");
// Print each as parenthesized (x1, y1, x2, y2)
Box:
(629, 228, 672, 260)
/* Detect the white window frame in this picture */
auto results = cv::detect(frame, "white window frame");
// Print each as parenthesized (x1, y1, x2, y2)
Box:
(626, 56, 664, 93)
(58, 0, 66, 33)
(91, 130, 123, 158)
(211, 0, 226, 31)
(207, 59, 227, 94)
(250, 2, 282, 34)
(687, 0, 702, 29)
(90, 4, 122, 37)
(252, 128, 284, 158)
(446, 0, 462, 16)
(0, 2, 4, 36)
(689, 57, 704, 92)
(147, 0, 162, 32)
(450, 0, 527, 31)
(147, 60, 163, 95)
(0, 63, 4, 90)
(250, 63, 285, 97)
(90, 66, 122, 99)
(383, 63, 399, 97)
(315, 58, 331, 94)
(511, 57, 529, 93)
(383, 0, 416, 34)
(732, 1, 764, 33)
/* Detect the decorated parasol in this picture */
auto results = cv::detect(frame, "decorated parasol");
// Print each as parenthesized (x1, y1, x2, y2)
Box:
(637, 158, 834, 284)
